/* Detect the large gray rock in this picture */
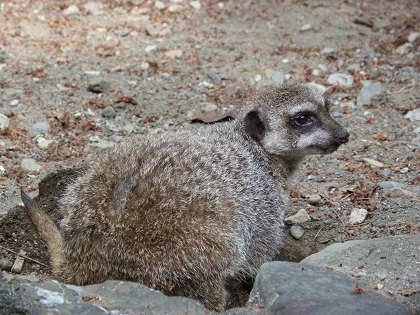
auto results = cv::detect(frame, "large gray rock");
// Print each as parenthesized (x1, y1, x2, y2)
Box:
(250, 261, 410, 315)
(0, 274, 214, 315)
(302, 235, 420, 313)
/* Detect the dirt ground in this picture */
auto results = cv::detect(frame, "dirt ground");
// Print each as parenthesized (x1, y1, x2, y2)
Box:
(0, 0, 419, 309)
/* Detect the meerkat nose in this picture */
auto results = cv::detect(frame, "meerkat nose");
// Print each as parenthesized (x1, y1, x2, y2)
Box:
(337, 129, 350, 144)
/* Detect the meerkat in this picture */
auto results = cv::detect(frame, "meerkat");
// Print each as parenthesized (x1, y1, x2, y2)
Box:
(21, 83, 349, 312)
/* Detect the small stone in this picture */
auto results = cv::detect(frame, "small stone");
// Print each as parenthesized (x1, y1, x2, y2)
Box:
(190, 1, 201, 9)
(28, 121, 50, 137)
(399, 167, 409, 174)
(300, 23, 312, 31)
(379, 181, 406, 190)
(265, 69, 284, 85)
(356, 80, 385, 107)
(62, 5, 80, 16)
(83, 2, 104, 15)
(311, 69, 322, 76)
(307, 194, 322, 206)
(145, 25, 160, 37)
(206, 71, 221, 82)
(285, 209, 311, 224)
(0, 114, 10, 129)
(87, 78, 111, 93)
(154, 1, 166, 10)
(404, 108, 420, 122)
(122, 124, 134, 134)
(362, 158, 385, 168)
(21, 159, 42, 172)
(396, 43, 412, 55)
(327, 73, 354, 89)
(86, 142, 115, 152)
(10, 99, 19, 106)
(386, 188, 418, 199)
(141, 62, 150, 70)
(348, 208, 368, 225)
(114, 28, 131, 37)
(145, 45, 158, 53)
(0, 257, 12, 271)
(202, 103, 218, 112)
(165, 49, 183, 59)
(321, 47, 335, 54)
(37, 137, 56, 149)
(408, 32, 420, 42)
(290, 225, 305, 240)
(102, 106, 117, 118)
(308, 83, 327, 94)
(168, 4, 184, 13)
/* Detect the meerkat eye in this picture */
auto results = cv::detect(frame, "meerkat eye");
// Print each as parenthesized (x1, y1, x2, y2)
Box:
(293, 114, 312, 126)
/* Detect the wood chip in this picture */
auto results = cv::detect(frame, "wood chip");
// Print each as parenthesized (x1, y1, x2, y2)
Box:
(11, 250, 26, 274)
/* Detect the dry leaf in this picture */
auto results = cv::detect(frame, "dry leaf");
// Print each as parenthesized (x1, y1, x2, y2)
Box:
(191, 110, 236, 124)
(353, 284, 364, 294)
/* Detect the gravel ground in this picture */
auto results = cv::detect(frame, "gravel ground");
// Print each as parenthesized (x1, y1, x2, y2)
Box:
(0, 0, 419, 308)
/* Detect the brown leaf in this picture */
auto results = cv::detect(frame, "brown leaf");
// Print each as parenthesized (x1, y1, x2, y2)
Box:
(114, 94, 138, 105)
(191, 110, 236, 124)
(56, 110, 71, 128)
(353, 284, 364, 294)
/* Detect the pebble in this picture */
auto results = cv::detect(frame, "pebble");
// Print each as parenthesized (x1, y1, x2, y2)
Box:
(307, 82, 327, 94)
(290, 225, 305, 240)
(356, 80, 385, 107)
(10, 99, 19, 106)
(140, 62, 150, 70)
(168, 4, 184, 13)
(86, 142, 115, 152)
(321, 47, 335, 54)
(285, 209, 311, 224)
(145, 25, 160, 37)
(385, 188, 418, 199)
(114, 29, 131, 37)
(265, 69, 284, 85)
(190, 1, 201, 9)
(0, 257, 12, 271)
(154, 1, 165, 10)
(362, 158, 385, 168)
(408, 32, 420, 42)
(21, 158, 42, 172)
(87, 78, 111, 93)
(379, 181, 406, 190)
(36, 137, 55, 149)
(404, 108, 420, 122)
(206, 71, 221, 82)
(145, 45, 158, 53)
(102, 106, 117, 118)
(0, 114, 10, 129)
(202, 103, 218, 112)
(28, 121, 50, 137)
(300, 23, 312, 31)
(327, 73, 354, 89)
(165, 49, 183, 59)
(396, 43, 412, 55)
(307, 194, 322, 206)
(348, 208, 368, 224)
(83, 2, 104, 15)
(62, 5, 80, 16)
(122, 124, 134, 134)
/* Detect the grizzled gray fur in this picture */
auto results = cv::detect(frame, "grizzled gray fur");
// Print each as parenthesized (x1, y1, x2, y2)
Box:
(22, 83, 349, 311)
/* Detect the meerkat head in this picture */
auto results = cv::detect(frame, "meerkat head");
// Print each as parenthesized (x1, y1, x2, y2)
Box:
(242, 83, 349, 159)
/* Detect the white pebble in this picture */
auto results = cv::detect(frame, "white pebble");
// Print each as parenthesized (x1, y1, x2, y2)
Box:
(348, 208, 368, 225)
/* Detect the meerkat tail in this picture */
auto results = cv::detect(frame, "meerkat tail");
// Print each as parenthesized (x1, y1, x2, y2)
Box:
(20, 190, 65, 271)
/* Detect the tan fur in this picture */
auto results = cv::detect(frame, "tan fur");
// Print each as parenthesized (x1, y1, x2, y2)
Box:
(21, 83, 349, 311)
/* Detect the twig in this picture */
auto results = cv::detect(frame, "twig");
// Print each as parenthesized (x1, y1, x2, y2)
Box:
(0, 245, 50, 269)
(314, 225, 328, 239)
(332, 207, 346, 227)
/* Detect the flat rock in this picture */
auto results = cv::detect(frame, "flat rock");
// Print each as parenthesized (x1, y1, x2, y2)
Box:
(21, 159, 42, 172)
(250, 261, 410, 315)
(289, 225, 305, 240)
(356, 80, 385, 106)
(301, 235, 420, 313)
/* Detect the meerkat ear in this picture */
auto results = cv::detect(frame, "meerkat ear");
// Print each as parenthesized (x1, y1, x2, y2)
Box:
(244, 110, 267, 141)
